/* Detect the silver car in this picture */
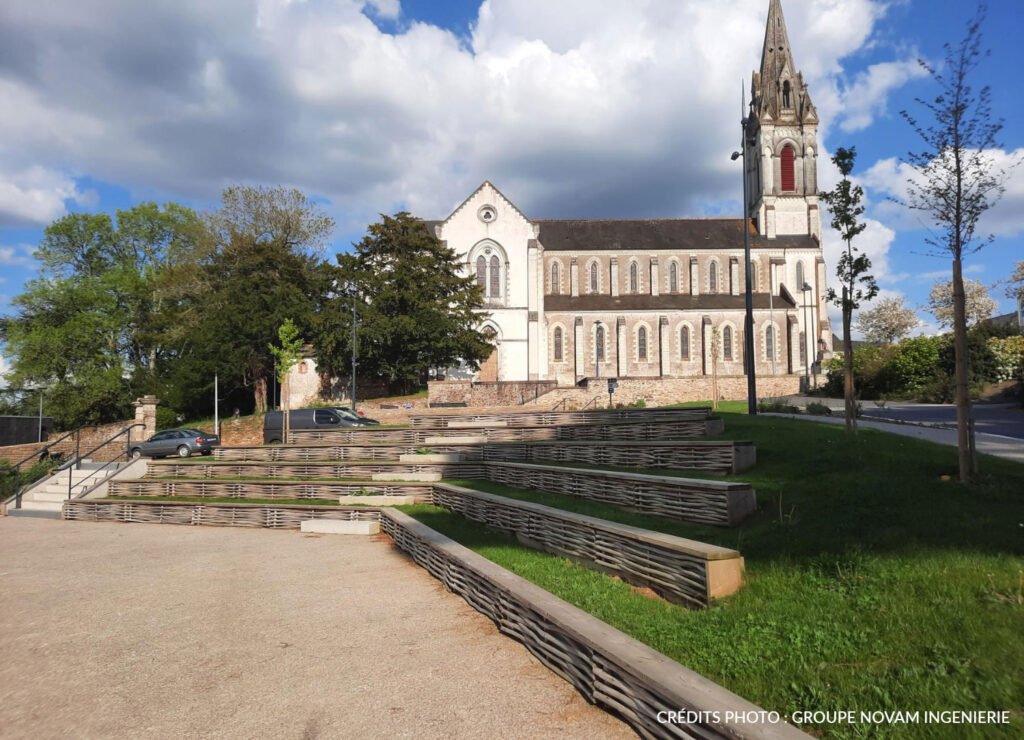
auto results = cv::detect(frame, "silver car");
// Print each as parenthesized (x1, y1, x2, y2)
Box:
(130, 428, 220, 459)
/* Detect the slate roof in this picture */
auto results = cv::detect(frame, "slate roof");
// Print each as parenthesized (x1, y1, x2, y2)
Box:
(535, 219, 818, 252)
(544, 293, 797, 312)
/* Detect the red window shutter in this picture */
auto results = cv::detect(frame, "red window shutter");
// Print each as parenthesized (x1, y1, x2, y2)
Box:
(781, 145, 796, 192)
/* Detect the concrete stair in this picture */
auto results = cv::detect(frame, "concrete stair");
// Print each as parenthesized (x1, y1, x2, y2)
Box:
(10, 462, 124, 514)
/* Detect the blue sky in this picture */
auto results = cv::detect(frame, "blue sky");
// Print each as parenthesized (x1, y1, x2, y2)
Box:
(0, 0, 1021, 368)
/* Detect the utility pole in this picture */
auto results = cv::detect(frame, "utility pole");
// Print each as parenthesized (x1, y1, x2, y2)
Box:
(350, 286, 358, 410)
(732, 83, 758, 415)
(214, 374, 219, 438)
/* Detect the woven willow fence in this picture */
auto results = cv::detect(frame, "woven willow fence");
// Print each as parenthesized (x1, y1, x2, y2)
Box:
(214, 444, 417, 462)
(431, 484, 743, 608)
(483, 462, 756, 526)
(291, 418, 719, 445)
(147, 461, 484, 480)
(380, 510, 807, 740)
(107, 479, 429, 502)
(475, 440, 754, 474)
(409, 406, 713, 428)
(64, 499, 382, 528)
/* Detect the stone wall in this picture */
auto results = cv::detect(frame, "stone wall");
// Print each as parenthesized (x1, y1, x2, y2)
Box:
(428, 381, 559, 408)
(535, 374, 801, 409)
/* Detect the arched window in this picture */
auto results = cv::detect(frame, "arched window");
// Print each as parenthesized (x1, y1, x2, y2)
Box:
(475, 256, 486, 291)
(795, 261, 805, 289)
(629, 262, 639, 293)
(749, 260, 759, 292)
(781, 145, 796, 192)
(680, 326, 690, 360)
(489, 255, 501, 298)
(723, 326, 733, 361)
(782, 80, 791, 108)
(595, 325, 605, 362)
(766, 325, 776, 361)
(589, 262, 599, 293)
(553, 327, 563, 361)
(709, 261, 718, 293)
(550, 262, 560, 295)
(638, 327, 647, 360)
(669, 262, 679, 293)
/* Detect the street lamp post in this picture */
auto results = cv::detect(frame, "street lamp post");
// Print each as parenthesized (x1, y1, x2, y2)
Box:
(801, 282, 812, 389)
(349, 285, 358, 411)
(731, 87, 758, 415)
(594, 320, 603, 380)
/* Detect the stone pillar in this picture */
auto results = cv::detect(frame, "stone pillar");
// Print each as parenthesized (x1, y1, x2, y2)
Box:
(788, 315, 800, 375)
(659, 316, 670, 377)
(616, 317, 627, 378)
(730, 258, 739, 296)
(650, 257, 660, 297)
(690, 258, 699, 296)
(573, 317, 584, 382)
(570, 258, 579, 297)
(701, 316, 712, 376)
(610, 258, 619, 297)
(133, 395, 159, 441)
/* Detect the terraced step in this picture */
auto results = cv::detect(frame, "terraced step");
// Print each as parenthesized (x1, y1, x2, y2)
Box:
(147, 460, 484, 480)
(213, 444, 428, 462)
(107, 478, 432, 502)
(409, 406, 714, 428)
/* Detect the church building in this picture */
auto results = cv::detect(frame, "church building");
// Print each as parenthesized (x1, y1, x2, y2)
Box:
(430, 0, 831, 388)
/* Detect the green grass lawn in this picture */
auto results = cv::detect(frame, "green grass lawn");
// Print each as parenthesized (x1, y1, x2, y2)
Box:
(410, 411, 1024, 738)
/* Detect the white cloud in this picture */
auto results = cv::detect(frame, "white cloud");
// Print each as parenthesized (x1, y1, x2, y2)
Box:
(862, 149, 1024, 239)
(0, 0, 894, 225)
(0, 243, 37, 267)
(835, 58, 928, 132)
(0, 165, 91, 227)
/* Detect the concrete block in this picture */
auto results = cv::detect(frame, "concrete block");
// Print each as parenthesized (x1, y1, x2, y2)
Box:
(371, 472, 441, 482)
(398, 454, 464, 463)
(338, 495, 418, 506)
(300, 519, 380, 535)
(424, 436, 486, 445)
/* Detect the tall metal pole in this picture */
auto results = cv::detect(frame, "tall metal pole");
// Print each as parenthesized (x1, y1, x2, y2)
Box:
(38, 390, 43, 443)
(739, 84, 757, 415)
(594, 321, 602, 380)
(802, 285, 811, 387)
(351, 288, 357, 410)
(214, 374, 219, 438)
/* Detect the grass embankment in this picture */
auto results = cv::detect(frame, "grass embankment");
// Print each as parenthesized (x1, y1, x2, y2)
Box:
(402, 412, 1023, 738)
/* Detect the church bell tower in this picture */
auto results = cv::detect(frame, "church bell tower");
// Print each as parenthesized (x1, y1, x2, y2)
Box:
(747, 0, 821, 241)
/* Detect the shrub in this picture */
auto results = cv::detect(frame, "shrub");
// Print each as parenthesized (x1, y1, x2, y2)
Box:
(988, 336, 1024, 382)
(937, 331, 999, 387)
(805, 401, 832, 416)
(758, 397, 800, 414)
(886, 336, 943, 396)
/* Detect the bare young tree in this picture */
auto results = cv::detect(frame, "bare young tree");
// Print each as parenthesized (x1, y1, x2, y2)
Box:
(899, 3, 1014, 482)
(927, 278, 997, 328)
(857, 296, 920, 344)
(820, 147, 877, 433)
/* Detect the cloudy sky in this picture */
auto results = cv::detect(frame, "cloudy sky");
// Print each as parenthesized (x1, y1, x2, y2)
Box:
(0, 0, 1021, 339)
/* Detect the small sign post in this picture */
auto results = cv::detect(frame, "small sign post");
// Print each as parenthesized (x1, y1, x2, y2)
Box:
(607, 378, 618, 409)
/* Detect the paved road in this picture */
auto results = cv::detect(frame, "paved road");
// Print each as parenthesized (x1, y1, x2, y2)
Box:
(783, 395, 1024, 440)
(0, 518, 630, 740)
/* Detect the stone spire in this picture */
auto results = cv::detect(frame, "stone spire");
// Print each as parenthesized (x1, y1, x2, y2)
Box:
(752, 0, 817, 124)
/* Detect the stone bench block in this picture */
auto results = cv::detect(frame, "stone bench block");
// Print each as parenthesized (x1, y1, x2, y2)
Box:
(447, 420, 508, 428)
(424, 435, 486, 445)
(398, 453, 465, 463)
(337, 495, 418, 506)
(300, 519, 380, 535)
(371, 472, 442, 482)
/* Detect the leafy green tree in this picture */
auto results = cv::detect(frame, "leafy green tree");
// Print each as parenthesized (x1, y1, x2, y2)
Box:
(856, 296, 919, 344)
(183, 186, 333, 413)
(269, 319, 304, 440)
(1, 203, 200, 427)
(899, 4, 1014, 481)
(325, 212, 491, 395)
(820, 147, 878, 432)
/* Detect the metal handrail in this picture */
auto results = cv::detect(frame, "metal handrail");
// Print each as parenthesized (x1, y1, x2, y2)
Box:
(1, 424, 95, 509)
(4, 424, 94, 473)
(580, 396, 601, 411)
(61, 424, 146, 501)
(552, 398, 569, 412)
